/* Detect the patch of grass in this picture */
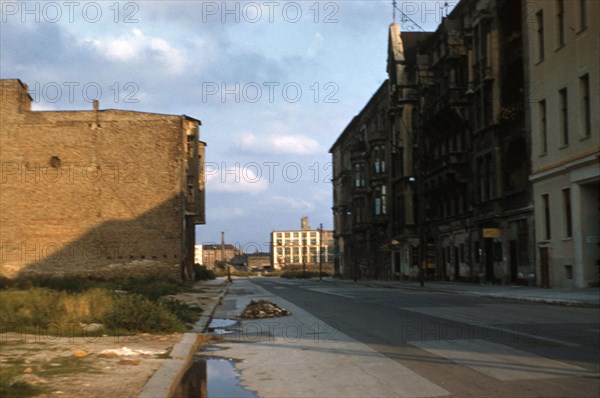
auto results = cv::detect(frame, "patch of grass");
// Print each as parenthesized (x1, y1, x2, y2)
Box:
(37, 356, 99, 377)
(104, 294, 186, 333)
(1, 286, 199, 334)
(160, 299, 203, 325)
(120, 278, 185, 302)
(0, 364, 45, 398)
(0, 287, 113, 327)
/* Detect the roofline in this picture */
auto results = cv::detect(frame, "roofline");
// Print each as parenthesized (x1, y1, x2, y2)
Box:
(329, 79, 389, 152)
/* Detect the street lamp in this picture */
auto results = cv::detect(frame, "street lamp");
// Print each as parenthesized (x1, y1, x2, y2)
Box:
(302, 237, 307, 278)
(319, 223, 323, 281)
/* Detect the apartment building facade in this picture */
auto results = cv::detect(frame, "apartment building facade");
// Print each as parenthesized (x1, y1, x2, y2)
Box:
(525, 0, 599, 287)
(0, 79, 206, 280)
(330, 26, 431, 280)
(332, 0, 545, 284)
(415, 0, 535, 284)
(271, 217, 334, 271)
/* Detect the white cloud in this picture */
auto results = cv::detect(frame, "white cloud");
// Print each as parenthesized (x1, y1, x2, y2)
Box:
(88, 29, 187, 74)
(31, 103, 58, 111)
(238, 133, 324, 155)
(205, 164, 268, 195)
(211, 206, 247, 220)
(306, 32, 324, 59)
(271, 195, 314, 211)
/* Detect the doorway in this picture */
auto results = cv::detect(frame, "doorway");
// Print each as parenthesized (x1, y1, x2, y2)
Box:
(540, 247, 550, 288)
(509, 240, 518, 283)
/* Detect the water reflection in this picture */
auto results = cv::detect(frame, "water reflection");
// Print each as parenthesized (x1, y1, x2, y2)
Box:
(178, 356, 257, 398)
(206, 358, 257, 398)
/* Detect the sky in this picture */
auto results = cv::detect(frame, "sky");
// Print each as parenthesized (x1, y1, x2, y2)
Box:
(1, 0, 454, 252)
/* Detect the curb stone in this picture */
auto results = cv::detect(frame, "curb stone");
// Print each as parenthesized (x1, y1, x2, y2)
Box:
(138, 281, 229, 398)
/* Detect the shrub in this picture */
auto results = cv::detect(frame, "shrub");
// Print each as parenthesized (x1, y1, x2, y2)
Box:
(192, 264, 216, 281)
(105, 294, 186, 333)
(0, 366, 43, 398)
(160, 298, 203, 324)
(1, 288, 66, 326)
(120, 278, 185, 301)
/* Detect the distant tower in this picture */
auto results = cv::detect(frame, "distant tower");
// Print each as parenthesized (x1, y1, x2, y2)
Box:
(220, 231, 225, 261)
(301, 216, 310, 231)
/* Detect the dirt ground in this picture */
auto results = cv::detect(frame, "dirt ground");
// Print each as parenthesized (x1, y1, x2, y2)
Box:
(0, 280, 227, 397)
(1, 332, 181, 397)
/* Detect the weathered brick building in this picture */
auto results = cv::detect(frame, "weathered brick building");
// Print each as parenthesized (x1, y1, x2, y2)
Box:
(0, 79, 206, 280)
(202, 244, 241, 269)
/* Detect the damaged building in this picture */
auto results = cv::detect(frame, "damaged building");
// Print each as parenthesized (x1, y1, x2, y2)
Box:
(0, 79, 206, 280)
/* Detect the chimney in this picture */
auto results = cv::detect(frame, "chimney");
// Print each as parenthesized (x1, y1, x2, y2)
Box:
(91, 99, 100, 129)
(220, 232, 225, 261)
(301, 216, 310, 231)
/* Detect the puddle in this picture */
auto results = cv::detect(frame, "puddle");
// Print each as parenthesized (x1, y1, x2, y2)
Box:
(202, 346, 226, 352)
(206, 358, 257, 397)
(178, 356, 258, 398)
(207, 319, 239, 336)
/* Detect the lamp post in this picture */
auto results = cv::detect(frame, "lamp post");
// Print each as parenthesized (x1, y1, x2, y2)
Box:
(319, 223, 323, 281)
(302, 235, 307, 278)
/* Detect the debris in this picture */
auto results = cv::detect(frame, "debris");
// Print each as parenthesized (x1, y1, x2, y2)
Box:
(97, 347, 166, 358)
(73, 350, 88, 358)
(239, 300, 291, 319)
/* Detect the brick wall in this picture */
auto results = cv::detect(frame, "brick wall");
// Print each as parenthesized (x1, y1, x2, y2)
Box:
(0, 79, 204, 280)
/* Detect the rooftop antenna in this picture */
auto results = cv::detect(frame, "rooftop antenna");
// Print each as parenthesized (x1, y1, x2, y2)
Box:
(442, 1, 450, 18)
(392, 0, 397, 22)
(392, 0, 425, 31)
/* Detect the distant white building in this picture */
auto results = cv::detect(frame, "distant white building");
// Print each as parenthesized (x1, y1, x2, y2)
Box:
(194, 244, 203, 265)
(271, 217, 334, 270)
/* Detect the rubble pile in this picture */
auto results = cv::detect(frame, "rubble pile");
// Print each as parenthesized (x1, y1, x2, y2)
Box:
(239, 299, 291, 319)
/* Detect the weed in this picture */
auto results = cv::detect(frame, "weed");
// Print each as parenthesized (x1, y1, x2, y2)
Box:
(104, 294, 186, 333)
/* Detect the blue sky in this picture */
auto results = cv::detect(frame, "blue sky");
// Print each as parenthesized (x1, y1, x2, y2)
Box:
(1, 0, 454, 252)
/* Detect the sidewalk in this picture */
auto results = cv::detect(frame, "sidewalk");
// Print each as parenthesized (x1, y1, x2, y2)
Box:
(205, 279, 450, 398)
(325, 278, 600, 307)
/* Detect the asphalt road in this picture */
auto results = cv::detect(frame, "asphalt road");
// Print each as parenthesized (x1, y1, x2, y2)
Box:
(246, 277, 600, 397)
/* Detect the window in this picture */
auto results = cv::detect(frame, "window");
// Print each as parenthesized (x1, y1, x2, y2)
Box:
(559, 88, 569, 146)
(579, 0, 588, 30)
(539, 100, 547, 154)
(580, 74, 591, 138)
(374, 185, 387, 215)
(484, 84, 493, 127)
(542, 194, 551, 240)
(565, 265, 573, 280)
(536, 10, 544, 61)
(483, 153, 495, 200)
(354, 198, 365, 224)
(354, 163, 365, 188)
(563, 188, 572, 238)
(556, 0, 565, 47)
(373, 146, 386, 174)
(477, 157, 484, 202)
